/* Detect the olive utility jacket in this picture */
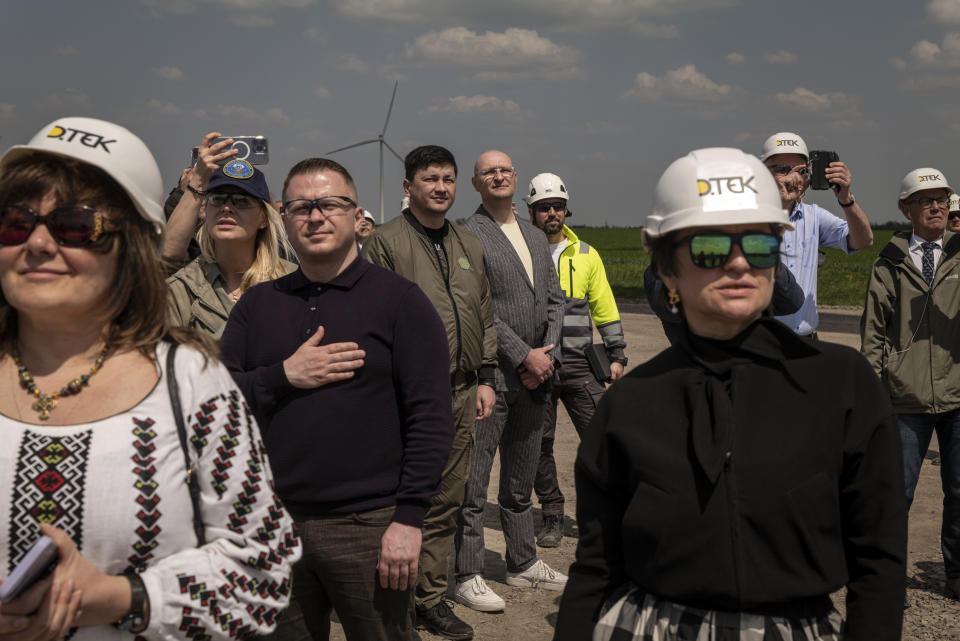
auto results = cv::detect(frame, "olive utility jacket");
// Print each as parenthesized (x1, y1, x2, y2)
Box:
(362, 211, 498, 383)
(860, 230, 960, 414)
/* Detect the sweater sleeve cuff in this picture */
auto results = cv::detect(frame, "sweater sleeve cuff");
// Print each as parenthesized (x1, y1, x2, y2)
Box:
(392, 501, 428, 528)
(478, 366, 496, 386)
(265, 361, 295, 397)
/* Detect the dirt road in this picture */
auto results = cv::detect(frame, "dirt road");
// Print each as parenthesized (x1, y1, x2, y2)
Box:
(336, 307, 958, 640)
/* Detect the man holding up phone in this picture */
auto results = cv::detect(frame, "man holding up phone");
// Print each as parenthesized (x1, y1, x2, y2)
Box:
(759, 131, 873, 337)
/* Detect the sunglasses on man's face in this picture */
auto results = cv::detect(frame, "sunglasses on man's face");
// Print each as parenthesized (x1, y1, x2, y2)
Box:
(949, 212, 960, 221)
(679, 231, 781, 270)
(0, 204, 119, 247)
(533, 201, 566, 214)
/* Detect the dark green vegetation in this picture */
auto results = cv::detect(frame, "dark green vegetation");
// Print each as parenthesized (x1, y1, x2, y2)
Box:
(572, 227, 898, 307)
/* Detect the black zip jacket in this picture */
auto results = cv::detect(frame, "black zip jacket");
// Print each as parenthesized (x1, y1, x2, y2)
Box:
(555, 318, 906, 641)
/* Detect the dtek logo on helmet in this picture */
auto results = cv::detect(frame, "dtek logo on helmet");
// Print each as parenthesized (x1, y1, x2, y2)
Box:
(776, 139, 800, 147)
(697, 176, 758, 197)
(46, 125, 116, 153)
(918, 174, 941, 182)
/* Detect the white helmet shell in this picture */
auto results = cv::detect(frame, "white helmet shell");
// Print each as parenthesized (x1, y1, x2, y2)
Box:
(898, 168, 952, 201)
(0, 117, 164, 233)
(759, 131, 809, 161)
(950, 193, 960, 213)
(643, 147, 792, 250)
(526, 173, 569, 205)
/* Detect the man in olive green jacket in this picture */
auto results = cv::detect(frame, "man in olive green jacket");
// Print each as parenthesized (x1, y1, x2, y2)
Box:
(362, 145, 497, 640)
(860, 167, 960, 600)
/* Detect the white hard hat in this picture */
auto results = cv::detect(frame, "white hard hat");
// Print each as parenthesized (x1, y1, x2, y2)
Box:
(643, 147, 792, 250)
(0, 117, 164, 233)
(898, 167, 953, 200)
(950, 193, 960, 212)
(362, 209, 376, 223)
(526, 173, 569, 205)
(759, 131, 809, 161)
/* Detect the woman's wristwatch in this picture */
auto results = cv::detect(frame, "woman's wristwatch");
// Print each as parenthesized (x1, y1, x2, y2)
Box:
(114, 571, 149, 633)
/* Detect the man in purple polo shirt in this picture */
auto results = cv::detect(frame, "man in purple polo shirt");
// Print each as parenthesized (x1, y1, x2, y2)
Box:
(220, 158, 454, 641)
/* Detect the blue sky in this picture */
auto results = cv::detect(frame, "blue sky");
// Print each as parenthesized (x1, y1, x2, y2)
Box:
(2, 0, 958, 226)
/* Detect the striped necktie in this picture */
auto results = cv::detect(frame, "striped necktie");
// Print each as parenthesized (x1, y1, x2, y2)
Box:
(921, 241, 938, 285)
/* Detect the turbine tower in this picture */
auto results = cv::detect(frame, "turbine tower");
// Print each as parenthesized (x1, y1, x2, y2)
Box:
(326, 81, 402, 224)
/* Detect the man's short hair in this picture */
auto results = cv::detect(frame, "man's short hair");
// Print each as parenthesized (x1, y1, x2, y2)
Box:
(404, 145, 457, 181)
(282, 158, 356, 200)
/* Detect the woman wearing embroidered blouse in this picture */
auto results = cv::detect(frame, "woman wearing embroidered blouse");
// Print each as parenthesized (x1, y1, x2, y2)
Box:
(0, 117, 298, 640)
(555, 148, 906, 641)
(166, 132, 295, 339)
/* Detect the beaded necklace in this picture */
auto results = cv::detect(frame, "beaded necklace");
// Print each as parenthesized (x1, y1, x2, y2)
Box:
(13, 345, 110, 420)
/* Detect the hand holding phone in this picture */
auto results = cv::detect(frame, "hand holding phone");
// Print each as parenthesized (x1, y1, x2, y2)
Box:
(0, 536, 59, 603)
(809, 150, 840, 191)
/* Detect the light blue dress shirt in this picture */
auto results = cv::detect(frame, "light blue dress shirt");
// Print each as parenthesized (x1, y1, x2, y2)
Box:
(775, 202, 855, 335)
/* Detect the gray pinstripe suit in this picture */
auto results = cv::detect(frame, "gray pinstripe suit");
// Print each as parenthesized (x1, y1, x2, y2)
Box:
(454, 205, 563, 579)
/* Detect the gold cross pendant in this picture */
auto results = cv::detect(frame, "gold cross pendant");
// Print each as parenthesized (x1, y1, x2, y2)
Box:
(32, 394, 57, 421)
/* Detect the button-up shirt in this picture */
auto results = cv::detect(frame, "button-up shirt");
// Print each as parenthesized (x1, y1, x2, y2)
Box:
(775, 202, 855, 335)
(907, 233, 943, 274)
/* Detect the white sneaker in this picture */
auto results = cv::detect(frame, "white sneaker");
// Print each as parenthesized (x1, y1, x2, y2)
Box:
(505, 559, 568, 591)
(454, 575, 506, 612)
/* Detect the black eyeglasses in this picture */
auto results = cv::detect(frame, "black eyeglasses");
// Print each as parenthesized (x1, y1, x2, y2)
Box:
(207, 192, 257, 210)
(281, 196, 357, 218)
(905, 196, 950, 210)
(533, 202, 566, 214)
(679, 231, 781, 270)
(949, 212, 960, 220)
(765, 163, 809, 177)
(0, 204, 119, 247)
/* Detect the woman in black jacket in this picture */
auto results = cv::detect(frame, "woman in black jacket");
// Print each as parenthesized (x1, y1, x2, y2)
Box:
(555, 148, 906, 641)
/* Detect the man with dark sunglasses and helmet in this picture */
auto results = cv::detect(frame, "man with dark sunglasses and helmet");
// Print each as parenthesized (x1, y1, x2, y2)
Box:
(759, 132, 873, 338)
(525, 172, 626, 549)
(861, 168, 960, 602)
(948, 193, 960, 233)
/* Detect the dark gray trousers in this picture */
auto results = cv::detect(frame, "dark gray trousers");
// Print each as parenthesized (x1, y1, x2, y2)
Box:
(454, 389, 545, 579)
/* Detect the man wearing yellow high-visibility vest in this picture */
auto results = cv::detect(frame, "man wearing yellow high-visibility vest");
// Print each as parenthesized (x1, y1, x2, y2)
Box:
(526, 172, 627, 548)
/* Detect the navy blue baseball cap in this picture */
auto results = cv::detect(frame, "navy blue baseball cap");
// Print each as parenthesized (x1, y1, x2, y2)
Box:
(205, 158, 270, 202)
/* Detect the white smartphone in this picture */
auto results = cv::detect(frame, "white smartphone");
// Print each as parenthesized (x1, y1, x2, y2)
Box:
(0, 536, 59, 603)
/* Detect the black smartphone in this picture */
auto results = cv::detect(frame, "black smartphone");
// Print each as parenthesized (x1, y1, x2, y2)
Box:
(190, 136, 269, 167)
(809, 150, 839, 191)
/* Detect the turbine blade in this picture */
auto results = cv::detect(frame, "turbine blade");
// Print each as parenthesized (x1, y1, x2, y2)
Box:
(325, 139, 379, 154)
(382, 139, 404, 162)
(381, 80, 399, 136)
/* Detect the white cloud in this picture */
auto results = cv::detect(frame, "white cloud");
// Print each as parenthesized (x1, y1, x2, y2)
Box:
(140, 0, 315, 18)
(891, 57, 908, 70)
(763, 50, 798, 64)
(0, 104, 14, 119)
(314, 87, 332, 99)
(146, 99, 184, 115)
(775, 87, 840, 111)
(152, 66, 184, 81)
(623, 64, 732, 101)
(55, 45, 78, 56)
(332, 0, 733, 33)
(725, 52, 745, 65)
(911, 39, 942, 62)
(265, 107, 290, 121)
(405, 27, 581, 82)
(339, 53, 371, 73)
(425, 95, 529, 119)
(928, 0, 960, 22)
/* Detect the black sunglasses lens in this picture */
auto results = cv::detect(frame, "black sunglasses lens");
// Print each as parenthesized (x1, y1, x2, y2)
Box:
(688, 234, 732, 268)
(49, 209, 100, 246)
(741, 234, 780, 268)
(0, 206, 36, 245)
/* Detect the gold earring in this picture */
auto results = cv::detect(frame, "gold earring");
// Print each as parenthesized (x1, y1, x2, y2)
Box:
(667, 288, 680, 315)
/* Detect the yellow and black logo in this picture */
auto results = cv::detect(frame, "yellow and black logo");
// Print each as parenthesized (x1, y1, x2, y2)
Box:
(918, 174, 941, 182)
(697, 176, 757, 197)
(47, 125, 116, 153)
(776, 139, 800, 147)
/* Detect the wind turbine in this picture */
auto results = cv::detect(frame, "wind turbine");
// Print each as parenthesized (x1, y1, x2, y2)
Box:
(326, 81, 403, 224)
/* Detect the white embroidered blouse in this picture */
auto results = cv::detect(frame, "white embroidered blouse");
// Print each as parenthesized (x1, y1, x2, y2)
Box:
(0, 342, 300, 640)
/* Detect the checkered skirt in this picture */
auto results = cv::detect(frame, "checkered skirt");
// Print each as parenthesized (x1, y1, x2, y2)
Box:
(593, 585, 843, 641)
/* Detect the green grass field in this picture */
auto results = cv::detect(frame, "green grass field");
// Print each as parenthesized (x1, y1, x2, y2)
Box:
(572, 227, 897, 307)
